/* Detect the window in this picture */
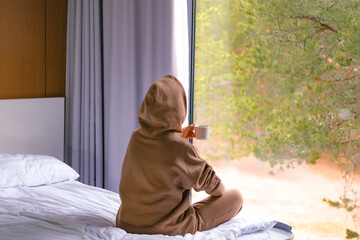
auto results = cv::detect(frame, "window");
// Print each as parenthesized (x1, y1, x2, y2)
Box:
(192, 0, 360, 239)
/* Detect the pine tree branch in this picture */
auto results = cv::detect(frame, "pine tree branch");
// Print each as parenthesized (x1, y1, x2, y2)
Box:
(341, 136, 360, 144)
(290, 15, 338, 33)
(314, 75, 355, 83)
(330, 120, 347, 130)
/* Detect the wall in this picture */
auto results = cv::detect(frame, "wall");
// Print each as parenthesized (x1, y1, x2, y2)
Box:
(0, 0, 68, 99)
(0, 98, 65, 160)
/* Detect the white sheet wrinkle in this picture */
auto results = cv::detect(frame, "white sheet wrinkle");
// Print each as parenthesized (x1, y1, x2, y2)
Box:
(0, 180, 276, 240)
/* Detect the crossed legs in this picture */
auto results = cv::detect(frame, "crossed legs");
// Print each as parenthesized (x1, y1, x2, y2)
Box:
(193, 189, 243, 231)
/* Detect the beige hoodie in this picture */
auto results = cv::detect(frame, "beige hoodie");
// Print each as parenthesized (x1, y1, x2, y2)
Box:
(116, 75, 225, 236)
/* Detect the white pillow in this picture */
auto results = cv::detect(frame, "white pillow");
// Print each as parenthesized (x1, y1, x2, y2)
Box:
(0, 153, 79, 188)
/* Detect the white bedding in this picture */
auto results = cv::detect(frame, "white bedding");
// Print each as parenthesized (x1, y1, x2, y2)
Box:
(0, 180, 277, 240)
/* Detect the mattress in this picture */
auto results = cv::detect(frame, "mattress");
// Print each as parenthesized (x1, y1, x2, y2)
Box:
(0, 180, 283, 240)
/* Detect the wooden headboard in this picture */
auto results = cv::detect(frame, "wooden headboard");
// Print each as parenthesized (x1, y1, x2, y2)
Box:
(0, 0, 68, 100)
(0, 97, 64, 161)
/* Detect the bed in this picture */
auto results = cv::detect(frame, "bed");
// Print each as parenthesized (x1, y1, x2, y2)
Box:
(0, 98, 294, 240)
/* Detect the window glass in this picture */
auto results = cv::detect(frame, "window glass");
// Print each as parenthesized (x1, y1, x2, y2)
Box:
(193, 1, 360, 239)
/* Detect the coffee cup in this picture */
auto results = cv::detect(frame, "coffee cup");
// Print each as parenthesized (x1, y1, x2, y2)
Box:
(195, 125, 210, 140)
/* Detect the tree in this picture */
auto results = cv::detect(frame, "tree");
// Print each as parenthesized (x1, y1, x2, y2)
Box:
(195, 0, 360, 236)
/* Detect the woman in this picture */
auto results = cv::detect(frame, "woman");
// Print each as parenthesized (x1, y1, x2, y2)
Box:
(116, 75, 243, 236)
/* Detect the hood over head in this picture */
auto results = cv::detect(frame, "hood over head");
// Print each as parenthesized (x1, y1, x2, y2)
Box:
(138, 75, 187, 137)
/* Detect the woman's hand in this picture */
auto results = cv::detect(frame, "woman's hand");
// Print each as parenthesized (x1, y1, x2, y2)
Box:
(181, 124, 195, 139)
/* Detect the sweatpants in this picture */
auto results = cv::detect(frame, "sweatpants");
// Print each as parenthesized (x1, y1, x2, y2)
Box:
(193, 189, 244, 231)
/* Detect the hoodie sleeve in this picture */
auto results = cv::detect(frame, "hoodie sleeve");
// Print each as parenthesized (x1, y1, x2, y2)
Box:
(178, 143, 226, 196)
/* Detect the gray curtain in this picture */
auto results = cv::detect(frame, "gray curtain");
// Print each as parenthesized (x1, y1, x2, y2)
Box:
(102, 0, 176, 191)
(65, 0, 104, 187)
(66, 0, 188, 192)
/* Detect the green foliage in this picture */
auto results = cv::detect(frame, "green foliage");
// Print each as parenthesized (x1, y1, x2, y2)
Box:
(194, 0, 360, 167)
(194, 0, 360, 234)
(323, 198, 340, 208)
(346, 229, 359, 239)
(322, 161, 360, 236)
(308, 151, 321, 164)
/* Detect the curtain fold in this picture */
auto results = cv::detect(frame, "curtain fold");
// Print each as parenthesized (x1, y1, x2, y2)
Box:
(65, 0, 104, 187)
(102, 0, 183, 191)
(66, 0, 190, 192)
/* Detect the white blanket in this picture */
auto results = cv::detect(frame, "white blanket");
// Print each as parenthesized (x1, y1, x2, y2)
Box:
(0, 181, 277, 240)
